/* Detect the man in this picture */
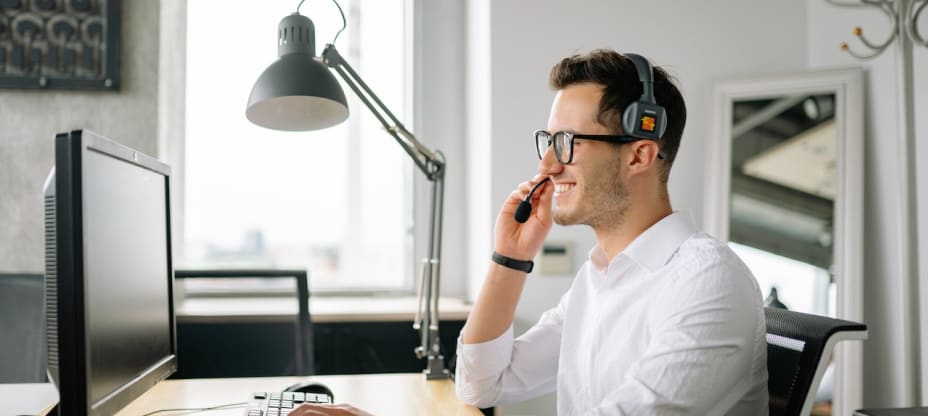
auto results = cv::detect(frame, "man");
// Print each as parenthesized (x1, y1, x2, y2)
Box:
(455, 50, 769, 415)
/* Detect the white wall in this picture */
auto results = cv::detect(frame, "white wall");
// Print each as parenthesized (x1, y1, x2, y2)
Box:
(463, 1, 809, 413)
(807, 0, 928, 407)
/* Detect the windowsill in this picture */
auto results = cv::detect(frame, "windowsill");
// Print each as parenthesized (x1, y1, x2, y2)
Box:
(176, 295, 472, 323)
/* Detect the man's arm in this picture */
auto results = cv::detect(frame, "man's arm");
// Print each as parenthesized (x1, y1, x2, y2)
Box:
(461, 176, 553, 343)
(455, 176, 558, 407)
(456, 297, 566, 408)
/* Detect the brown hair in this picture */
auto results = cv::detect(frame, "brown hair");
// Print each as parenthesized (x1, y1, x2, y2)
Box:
(549, 49, 687, 182)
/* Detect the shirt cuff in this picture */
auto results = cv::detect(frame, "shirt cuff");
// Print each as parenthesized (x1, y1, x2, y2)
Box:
(457, 325, 515, 380)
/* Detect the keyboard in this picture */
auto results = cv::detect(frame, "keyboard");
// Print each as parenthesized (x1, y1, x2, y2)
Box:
(244, 391, 333, 416)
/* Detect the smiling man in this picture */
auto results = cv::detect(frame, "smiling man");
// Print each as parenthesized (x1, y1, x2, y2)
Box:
(455, 50, 769, 415)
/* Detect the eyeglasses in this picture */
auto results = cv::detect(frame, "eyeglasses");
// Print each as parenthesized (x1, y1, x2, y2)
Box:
(534, 130, 665, 164)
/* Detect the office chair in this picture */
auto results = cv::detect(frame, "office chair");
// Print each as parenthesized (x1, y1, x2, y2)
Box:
(173, 269, 313, 377)
(0, 272, 47, 383)
(765, 307, 867, 416)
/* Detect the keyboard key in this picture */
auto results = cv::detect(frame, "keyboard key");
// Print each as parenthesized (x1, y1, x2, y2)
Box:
(316, 393, 334, 403)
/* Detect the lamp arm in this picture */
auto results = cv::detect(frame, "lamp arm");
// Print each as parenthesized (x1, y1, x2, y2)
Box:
(320, 43, 450, 379)
(320, 44, 442, 180)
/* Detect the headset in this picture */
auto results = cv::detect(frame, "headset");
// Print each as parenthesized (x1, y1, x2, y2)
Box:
(621, 53, 667, 141)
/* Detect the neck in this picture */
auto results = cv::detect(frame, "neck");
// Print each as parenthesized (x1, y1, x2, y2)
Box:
(593, 189, 672, 261)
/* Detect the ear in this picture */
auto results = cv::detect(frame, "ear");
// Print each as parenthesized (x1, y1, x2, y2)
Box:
(627, 140, 662, 174)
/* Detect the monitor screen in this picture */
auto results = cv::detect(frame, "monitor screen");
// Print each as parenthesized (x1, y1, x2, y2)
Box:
(45, 130, 176, 416)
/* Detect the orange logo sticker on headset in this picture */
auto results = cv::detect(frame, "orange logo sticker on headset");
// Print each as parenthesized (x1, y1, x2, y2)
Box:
(641, 116, 656, 132)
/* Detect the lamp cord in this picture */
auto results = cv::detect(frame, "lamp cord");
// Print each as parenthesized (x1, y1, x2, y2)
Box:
(295, 0, 347, 45)
(329, 0, 347, 45)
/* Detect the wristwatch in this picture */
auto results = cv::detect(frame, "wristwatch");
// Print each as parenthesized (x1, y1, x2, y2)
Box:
(491, 251, 534, 273)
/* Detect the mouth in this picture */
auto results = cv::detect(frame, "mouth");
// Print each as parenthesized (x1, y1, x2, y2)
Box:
(554, 182, 576, 195)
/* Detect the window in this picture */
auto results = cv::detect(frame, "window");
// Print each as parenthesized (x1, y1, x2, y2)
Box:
(184, 0, 413, 292)
(730, 242, 834, 316)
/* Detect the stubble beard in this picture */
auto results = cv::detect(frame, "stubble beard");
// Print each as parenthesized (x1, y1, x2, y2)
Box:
(553, 166, 630, 228)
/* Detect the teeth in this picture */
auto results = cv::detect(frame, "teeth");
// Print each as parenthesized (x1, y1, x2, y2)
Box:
(554, 183, 575, 194)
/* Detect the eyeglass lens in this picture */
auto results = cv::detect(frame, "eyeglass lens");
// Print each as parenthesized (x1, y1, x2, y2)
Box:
(535, 131, 572, 164)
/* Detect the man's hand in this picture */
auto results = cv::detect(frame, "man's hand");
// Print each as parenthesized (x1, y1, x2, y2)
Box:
(494, 175, 554, 260)
(288, 403, 374, 416)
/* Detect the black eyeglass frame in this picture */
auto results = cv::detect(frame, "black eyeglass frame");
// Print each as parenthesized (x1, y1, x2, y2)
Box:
(534, 130, 665, 164)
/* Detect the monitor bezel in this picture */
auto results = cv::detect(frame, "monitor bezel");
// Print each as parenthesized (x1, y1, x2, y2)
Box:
(53, 129, 177, 416)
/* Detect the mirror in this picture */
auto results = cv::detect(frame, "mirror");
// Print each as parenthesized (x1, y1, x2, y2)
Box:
(706, 68, 864, 416)
(731, 92, 837, 315)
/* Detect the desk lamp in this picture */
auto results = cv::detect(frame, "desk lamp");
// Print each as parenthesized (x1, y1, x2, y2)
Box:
(245, 1, 450, 380)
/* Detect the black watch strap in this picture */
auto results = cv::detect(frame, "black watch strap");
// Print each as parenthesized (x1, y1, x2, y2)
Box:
(491, 251, 534, 273)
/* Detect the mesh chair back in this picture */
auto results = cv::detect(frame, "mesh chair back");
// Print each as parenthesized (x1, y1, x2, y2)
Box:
(765, 307, 867, 416)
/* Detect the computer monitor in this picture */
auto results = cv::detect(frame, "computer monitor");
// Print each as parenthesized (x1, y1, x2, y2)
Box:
(43, 130, 177, 415)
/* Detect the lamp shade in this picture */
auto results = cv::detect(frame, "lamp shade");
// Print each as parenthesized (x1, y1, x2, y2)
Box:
(246, 13, 349, 131)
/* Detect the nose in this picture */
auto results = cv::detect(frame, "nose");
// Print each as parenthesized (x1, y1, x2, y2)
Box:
(538, 145, 563, 176)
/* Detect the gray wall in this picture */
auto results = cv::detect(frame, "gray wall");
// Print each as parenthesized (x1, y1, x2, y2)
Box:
(0, 0, 161, 273)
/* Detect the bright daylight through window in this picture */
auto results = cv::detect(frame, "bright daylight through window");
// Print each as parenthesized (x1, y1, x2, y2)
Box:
(184, 0, 412, 292)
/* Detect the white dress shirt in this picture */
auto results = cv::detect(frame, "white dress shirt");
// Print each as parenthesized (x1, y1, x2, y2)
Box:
(456, 212, 769, 415)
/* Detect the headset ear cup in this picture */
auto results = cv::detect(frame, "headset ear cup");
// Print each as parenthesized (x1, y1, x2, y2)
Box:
(622, 102, 640, 136)
(656, 107, 668, 138)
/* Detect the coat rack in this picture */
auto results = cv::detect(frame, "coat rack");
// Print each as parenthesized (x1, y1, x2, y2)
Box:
(826, 0, 927, 58)
(826, 0, 925, 408)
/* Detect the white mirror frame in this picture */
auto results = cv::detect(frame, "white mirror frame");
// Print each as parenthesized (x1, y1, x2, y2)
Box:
(706, 68, 865, 415)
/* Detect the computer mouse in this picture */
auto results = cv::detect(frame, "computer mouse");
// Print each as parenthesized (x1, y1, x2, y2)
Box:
(283, 380, 335, 401)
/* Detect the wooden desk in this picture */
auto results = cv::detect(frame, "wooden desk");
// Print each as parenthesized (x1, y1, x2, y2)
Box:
(0, 383, 58, 416)
(117, 373, 482, 416)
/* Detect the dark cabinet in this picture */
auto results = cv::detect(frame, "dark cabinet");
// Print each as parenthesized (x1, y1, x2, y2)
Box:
(313, 321, 464, 375)
(173, 319, 465, 378)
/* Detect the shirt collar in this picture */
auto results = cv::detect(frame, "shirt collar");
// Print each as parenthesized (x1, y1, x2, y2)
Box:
(589, 211, 699, 273)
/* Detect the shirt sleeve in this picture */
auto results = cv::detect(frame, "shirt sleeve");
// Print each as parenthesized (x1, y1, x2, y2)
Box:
(590, 253, 765, 416)
(455, 290, 568, 409)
